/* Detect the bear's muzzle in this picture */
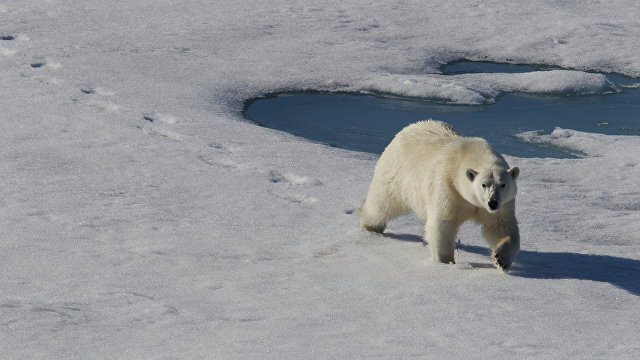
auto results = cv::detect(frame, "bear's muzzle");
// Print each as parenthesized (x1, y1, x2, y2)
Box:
(488, 198, 499, 211)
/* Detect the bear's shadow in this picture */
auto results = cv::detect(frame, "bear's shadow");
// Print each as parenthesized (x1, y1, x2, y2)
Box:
(385, 233, 640, 296)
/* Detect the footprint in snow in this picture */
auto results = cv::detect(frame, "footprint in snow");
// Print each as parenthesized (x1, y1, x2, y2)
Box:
(207, 141, 244, 154)
(267, 170, 321, 204)
(136, 112, 188, 141)
(268, 170, 322, 186)
(24, 58, 63, 85)
(268, 189, 319, 204)
(142, 112, 177, 125)
(1, 33, 29, 44)
(0, 37, 16, 56)
(197, 141, 250, 170)
(80, 86, 115, 96)
(76, 86, 122, 112)
(142, 126, 184, 141)
(197, 154, 238, 169)
(29, 58, 61, 70)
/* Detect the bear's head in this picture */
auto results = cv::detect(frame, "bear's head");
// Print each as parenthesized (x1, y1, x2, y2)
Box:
(463, 166, 519, 213)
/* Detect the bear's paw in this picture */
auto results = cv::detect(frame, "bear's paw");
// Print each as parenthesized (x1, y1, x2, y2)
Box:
(491, 236, 516, 272)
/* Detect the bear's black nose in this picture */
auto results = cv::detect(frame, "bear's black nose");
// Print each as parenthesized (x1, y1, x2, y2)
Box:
(488, 199, 499, 210)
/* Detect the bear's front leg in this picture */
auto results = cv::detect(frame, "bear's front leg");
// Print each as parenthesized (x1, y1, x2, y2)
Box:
(424, 218, 459, 264)
(483, 221, 520, 272)
(491, 235, 520, 272)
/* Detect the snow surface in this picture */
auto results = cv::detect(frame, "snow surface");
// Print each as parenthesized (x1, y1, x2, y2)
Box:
(1, 0, 639, 359)
(354, 70, 620, 104)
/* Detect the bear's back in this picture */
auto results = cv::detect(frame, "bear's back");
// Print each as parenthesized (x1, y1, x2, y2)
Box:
(387, 120, 506, 178)
(399, 120, 460, 140)
(390, 120, 460, 157)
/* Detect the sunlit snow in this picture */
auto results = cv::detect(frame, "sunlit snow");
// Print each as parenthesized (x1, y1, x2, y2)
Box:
(1, 1, 639, 359)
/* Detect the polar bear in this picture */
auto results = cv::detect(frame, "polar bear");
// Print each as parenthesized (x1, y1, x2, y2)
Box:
(359, 120, 520, 271)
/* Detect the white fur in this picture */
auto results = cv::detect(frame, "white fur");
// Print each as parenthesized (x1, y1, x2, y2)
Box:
(359, 120, 520, 271)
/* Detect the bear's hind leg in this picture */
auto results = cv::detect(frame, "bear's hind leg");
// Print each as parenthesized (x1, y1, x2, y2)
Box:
(358, 199, 388, 234)
(362, 222, 386, 234)
(358, 194, 406, 234)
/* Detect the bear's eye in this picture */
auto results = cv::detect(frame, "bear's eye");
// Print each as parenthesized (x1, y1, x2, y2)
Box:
(481, 184, 487, 189)
(500, 183, 506, 189)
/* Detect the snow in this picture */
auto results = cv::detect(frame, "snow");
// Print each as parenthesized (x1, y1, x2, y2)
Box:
(354, 70, 619, 104)
(1, 0, 639, 359)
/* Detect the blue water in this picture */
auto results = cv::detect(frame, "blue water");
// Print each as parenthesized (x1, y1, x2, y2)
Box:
(443, 60, 554, 75)
(243, 61, 640, 158)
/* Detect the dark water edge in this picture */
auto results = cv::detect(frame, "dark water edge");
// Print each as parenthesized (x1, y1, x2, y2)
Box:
(243, 61, 640, 158)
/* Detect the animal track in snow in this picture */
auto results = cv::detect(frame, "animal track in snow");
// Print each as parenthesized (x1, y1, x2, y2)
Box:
(88, 100, 120, 112)
(141, 126, 183, 140)
(266, 170, 322, 204)
(136, 112, 189, 141)
(197, 140, 256, 172)
(267, 189, 318, 204)
(0, 301, 89, 330)
(197, 154, 238, 169)
(268, 170, 322, 186)
(80, 86, 115, 96)
(0, 47, 15, 56)
(75, 85, 123, 112)
(313, 242, 346, 258)
(30, 58, 61, 70)
(142, 112, 177, 124)
(207, 141, 244, 154)
(19, 56, 64, 85)
(103, 292, 180, 324)
(312, 230, 373, 259)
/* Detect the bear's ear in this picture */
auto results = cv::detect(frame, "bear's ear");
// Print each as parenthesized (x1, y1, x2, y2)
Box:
(466, 169, 478, 182)
(509, 166, 520, 180)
